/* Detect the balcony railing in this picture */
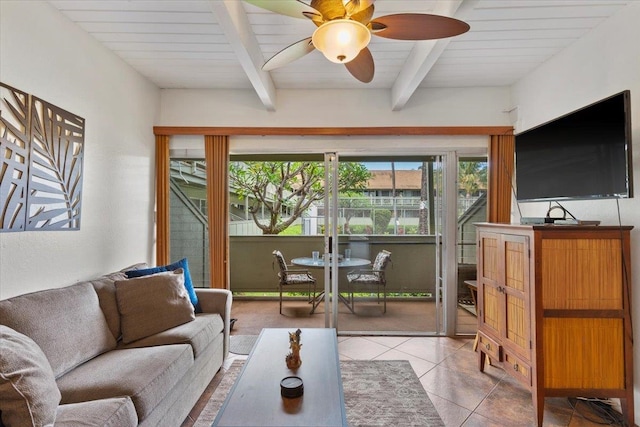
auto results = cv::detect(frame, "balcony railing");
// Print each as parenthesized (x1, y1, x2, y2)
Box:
(229, 235, 438, 296)
(170, 183, 482, 297)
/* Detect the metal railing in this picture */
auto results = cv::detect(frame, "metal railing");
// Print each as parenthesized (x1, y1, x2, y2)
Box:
(172, 190, 484, 291)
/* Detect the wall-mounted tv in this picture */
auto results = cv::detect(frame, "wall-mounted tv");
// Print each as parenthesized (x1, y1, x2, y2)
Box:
(515, 90, 633, 202)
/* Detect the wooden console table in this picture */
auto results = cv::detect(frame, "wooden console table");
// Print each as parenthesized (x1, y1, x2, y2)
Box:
(475, 223, 634, 427)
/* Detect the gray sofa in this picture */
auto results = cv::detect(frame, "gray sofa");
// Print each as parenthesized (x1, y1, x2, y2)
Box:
(0, 265, 232, 427)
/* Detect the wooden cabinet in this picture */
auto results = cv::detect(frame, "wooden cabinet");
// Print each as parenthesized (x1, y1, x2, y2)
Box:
(475, 223, 633, 427)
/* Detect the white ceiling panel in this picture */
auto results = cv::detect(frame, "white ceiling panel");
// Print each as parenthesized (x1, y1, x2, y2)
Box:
(47, 0, 634, 110)
(50, 1, 213, 12)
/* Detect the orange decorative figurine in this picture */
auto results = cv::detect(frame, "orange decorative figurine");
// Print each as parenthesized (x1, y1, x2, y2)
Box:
(285, 329, 302, 369)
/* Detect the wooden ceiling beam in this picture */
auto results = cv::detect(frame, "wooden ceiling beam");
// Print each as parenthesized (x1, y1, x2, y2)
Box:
(209, 0, 277, 111)
(391, 0, 479, 111)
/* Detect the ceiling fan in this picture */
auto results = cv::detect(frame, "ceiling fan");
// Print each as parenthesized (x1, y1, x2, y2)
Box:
(243, 0, 470, 83)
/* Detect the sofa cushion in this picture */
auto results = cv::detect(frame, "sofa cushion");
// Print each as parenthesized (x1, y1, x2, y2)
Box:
(121, 313, 223, 358)
(0, 283, 117, 378)
(0, 326, 61, 427)
(54, 397, 137, 427)
(115, 269, 196, 344)
(56, 345, 193, 423)
(88, 271, 128, 341)
(125, 258, 200, 311)
(88, 263, 148, 342)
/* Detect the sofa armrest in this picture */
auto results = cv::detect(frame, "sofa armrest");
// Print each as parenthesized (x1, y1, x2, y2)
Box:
(195, 288, 233, 359)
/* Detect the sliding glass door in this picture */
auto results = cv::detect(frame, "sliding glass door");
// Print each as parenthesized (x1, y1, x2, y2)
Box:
(455, 156, 488, 335)
(333, 156, 445, 335)
(166, 134, 488, 336)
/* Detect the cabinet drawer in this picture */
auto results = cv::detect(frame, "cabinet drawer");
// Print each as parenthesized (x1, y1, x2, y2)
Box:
(504, 351, 531, 387)
(477, 332, 501, 361)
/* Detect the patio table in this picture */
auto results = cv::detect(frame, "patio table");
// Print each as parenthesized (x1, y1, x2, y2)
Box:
(291, 256, 370, 313)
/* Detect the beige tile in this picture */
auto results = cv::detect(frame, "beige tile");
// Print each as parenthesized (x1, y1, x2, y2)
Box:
(473, 376, 538, 425)
(475, 375, 575, 427)
(439, 344, 504, 378)
(462, 412, 514, 426)
(361, 335, 411, 348)
(567, 400, 624, 426)
(395, 337, 461, 364)
(372, 348, 436, 377)
(337, 336, 391, 360)
(420, 364, 502, 411)
(540, 397, 575, 427)
(428, 392, 472, 427)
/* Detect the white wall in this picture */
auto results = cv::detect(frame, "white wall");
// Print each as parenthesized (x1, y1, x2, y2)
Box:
(159, 86, 512, 127)
(511, 2, 640, 422)
(0, 1, 160, 299)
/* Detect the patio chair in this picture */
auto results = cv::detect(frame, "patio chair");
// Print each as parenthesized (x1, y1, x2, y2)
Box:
(273, 250, 317, 315)
(347, 250, 392, 313)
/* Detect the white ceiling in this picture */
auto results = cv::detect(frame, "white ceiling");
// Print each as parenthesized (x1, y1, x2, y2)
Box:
(49, 0, 632, 110)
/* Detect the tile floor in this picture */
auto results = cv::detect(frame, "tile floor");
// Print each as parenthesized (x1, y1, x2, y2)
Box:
(336, 336, 590, 426)
(185, 335, 626, 427)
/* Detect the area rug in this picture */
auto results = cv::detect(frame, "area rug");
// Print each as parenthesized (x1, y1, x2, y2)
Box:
(194, 359, 444, 427)
(228, 335, 258, 355)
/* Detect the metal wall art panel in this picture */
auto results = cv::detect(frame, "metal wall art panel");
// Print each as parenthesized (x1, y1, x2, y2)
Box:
(0, 82, 85, 232)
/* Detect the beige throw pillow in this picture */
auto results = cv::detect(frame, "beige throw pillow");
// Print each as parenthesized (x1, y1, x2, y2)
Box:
(115, 269, 195, 344)
(0, 325, 61, 427)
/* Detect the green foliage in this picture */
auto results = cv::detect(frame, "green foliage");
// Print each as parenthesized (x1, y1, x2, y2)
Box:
(229, 161, 370, 234)
(338, 163, 371, 192)
(373, 209, 392, 234)
(458, 161, 487, 197)
(339, 194, 372, 234)
(403, 225, 419, 234)
(348, 224, 372, 235)
(278, 224, 302, 235)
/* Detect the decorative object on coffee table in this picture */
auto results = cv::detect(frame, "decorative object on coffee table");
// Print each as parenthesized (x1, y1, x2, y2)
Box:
(280, 376, 304, 398)
(285, 328, 302, 369)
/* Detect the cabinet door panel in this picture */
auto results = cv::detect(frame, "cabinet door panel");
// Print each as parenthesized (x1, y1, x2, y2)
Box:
(505, 294, 528, 350)
(481, 235, 500, 282)
(502, 235, 531, 359)
(505, 240, 526, 293)
(543, 317, 624, 389)
(541, 238, 623, 310)
(478, 233, 501, 337)
(482, 285, 500, 332)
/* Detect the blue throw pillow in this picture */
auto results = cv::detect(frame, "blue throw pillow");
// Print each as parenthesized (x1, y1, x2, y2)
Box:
(126, 258, 201, 313)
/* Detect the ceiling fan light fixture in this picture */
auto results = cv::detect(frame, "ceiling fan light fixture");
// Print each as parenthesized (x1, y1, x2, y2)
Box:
(312, 19, 371, 64)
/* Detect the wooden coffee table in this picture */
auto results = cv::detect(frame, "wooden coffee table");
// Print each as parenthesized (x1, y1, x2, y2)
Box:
(212, 328, 347, 427)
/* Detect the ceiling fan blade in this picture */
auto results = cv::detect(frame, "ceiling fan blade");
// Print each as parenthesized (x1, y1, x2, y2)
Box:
(243, 0, 321, 19)
(370, 13, 470, 40)
(345, 47, 374, 83)
(349, 3, 374, 25)
(311, 0, 347, 21)
(303, 11, 325, 25)
(262, 37, 315, 71)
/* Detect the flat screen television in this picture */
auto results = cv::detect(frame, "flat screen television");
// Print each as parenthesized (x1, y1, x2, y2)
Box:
(515, 90, 633, 202)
